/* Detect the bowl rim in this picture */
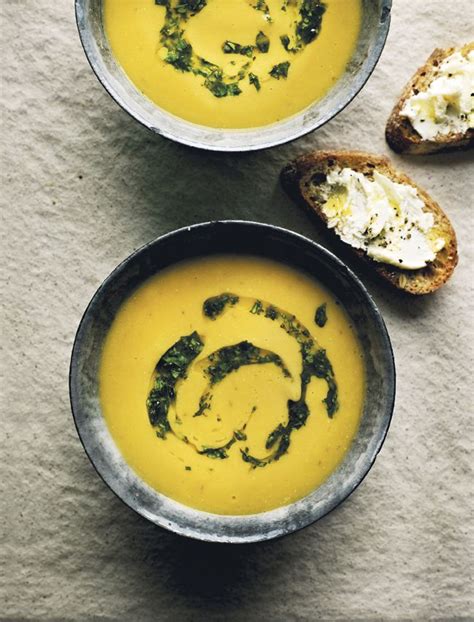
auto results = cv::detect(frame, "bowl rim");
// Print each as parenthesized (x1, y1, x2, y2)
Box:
(74, 0, 393, 152)
(69, 220, 396, 543)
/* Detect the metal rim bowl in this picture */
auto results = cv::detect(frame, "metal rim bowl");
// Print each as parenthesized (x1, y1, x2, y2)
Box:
(75, 0, 392, 152)
(69, 221, 396, 543)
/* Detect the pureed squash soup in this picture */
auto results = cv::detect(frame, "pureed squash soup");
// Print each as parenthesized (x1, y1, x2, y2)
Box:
(99, 255, 365, 515)
(103, 0, 362, 128)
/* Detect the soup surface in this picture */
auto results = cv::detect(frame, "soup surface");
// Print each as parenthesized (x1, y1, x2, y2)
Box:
(104, 0, 361, 128)
(99, 255, 365, 514)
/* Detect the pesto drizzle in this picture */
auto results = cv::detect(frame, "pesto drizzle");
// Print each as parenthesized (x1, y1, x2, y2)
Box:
(146, 331, 203, 439)
(203, 340, 291, 386)
(146, 292, 339, 468)
(189, 341, 291, 459)
(154, 0, 327, 97)
(204, 294, 338, 467)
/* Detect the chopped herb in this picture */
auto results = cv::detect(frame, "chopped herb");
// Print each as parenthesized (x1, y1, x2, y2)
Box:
(185, 466, 192, 471)
(203, 293, 239, 319)
(250, 300, 264, 315)
(222, 41, 254, 57)
(165, 38, 193, 72)
(296, 0, 327, 45)
(269, 61, 290, 79)
(280, 34, 291, 51)
(315, 303, 327, 327)
(176, 0, 207, 15)
(256, 31, 270, 53)
(204, 72, 241, 97)
(254, 0, 269, 11)
(226, 82, 242, 96)
(249, 72, 261, 91)
(323, 380, 338, 417)
(234, 429, 247, 441)
(264, 306, 278, 320)
(252, 0, 271, 20)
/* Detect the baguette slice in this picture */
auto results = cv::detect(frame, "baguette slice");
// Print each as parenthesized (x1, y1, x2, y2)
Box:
(386, 43, 474, 155)
(280, 151, 458, 294)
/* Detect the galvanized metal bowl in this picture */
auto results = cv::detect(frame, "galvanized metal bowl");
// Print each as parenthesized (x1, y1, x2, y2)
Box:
(75, 0, 392, 151)
(70, 221, 396, 543)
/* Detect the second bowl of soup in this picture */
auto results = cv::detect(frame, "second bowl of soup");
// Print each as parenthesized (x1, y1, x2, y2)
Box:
(76, 0, 392, 150)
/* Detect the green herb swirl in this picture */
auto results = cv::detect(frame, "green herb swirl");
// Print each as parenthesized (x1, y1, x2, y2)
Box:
(147, 292, 338, 468)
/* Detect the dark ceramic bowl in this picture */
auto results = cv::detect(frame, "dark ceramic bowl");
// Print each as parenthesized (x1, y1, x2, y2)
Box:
(70, 221, 395, 543)
(75, 0, 392, 151)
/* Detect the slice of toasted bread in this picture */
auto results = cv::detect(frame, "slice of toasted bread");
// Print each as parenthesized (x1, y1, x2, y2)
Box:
(386, 43, 474, 155)
(280, 151, 458, 294)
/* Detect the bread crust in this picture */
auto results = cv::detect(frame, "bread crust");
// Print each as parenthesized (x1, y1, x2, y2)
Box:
(385, 43, 474, 155)
(280, 150, 458, 294)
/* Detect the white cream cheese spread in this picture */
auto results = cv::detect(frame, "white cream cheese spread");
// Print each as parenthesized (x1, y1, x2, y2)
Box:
(400, 49, 474, 141)
(321, 168, 445, 270)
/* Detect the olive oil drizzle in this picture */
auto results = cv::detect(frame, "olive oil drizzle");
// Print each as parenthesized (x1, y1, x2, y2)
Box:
(146, 292, 338, 467)
(154, 0, 326, 98)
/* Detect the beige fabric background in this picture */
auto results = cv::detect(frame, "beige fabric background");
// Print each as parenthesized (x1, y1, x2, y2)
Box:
(1, 1, 473, 620)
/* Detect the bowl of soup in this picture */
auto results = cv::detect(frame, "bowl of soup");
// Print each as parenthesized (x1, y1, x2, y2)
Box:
(70, 221, 395, 542)
(75, 0, 392, 150)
